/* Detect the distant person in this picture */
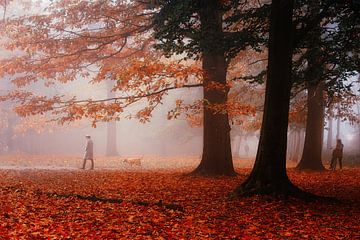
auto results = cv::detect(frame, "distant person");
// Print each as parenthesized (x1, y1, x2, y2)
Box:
(81, 135, 94, 170)
(330, 139, 344, 171)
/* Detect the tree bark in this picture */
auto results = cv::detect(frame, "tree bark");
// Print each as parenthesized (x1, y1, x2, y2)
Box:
(297, 82, 325, 170)
(235, 0, 306, 196)
(296, 1, 326, 171)
(192, 0, 235, 176)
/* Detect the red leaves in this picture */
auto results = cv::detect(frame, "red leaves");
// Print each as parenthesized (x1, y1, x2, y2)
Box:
(0, 163, 359, 239)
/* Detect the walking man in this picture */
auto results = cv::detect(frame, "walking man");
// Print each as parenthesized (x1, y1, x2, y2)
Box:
(81, 135, 94, 170)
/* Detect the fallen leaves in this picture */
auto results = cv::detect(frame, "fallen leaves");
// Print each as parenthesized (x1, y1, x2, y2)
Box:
(0, 166, 359, 239)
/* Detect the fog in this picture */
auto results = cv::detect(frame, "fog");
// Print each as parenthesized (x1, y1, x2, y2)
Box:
(0, 91, 259, 157)
(1, 74, 358, 168)
(0, 0, 358, 170)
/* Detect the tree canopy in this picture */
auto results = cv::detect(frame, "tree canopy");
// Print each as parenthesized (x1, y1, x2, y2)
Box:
(0, 1, 207, 126)
(0, 0, 359, 178)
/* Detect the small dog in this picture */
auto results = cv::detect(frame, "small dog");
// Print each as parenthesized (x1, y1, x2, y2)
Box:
(123, 157, 142, 167)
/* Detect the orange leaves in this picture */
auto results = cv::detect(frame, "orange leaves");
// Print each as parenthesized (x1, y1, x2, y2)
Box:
(204, 81, 228, 92)
(135, 106, 154, 123)
(174, 81, 261, 113)
(0, 0, 204, 125)
(57, 101, 125, 125)
(167, 99, 202, 123)
(1, 91, 59, 117)
(0, 166, 359, 239)
(112, 56, 203, 93)
(0, 0, 154, 87)
(1, 0, 264, 130)
(168, 86, 258, 128)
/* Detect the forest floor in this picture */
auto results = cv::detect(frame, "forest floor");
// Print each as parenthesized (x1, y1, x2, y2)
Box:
(0, 155, 359, 239)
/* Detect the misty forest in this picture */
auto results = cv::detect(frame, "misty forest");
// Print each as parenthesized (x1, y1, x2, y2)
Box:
(0, 0, 359, 239)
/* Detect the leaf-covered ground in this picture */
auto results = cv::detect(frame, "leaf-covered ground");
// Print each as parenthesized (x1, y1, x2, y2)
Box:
(0, 157, 359, 239)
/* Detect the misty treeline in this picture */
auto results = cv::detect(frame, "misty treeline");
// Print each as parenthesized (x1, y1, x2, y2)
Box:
(0, 0, 359, 197)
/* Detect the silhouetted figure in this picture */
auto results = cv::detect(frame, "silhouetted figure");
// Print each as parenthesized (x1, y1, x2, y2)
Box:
(330, 139, 344, 171)
(81, 135, 94, 170)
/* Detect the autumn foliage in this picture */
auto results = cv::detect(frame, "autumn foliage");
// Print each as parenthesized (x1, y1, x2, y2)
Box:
(0, 0, 270, 130)
(0, 161, 359, 239)
(0, 1, 207, 126)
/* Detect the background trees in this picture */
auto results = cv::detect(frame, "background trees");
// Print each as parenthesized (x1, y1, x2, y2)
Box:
(235, 0, 302, 196)
(295, 1, 359, 170)
(293, 0, 360, 170)
(0, 0, 359, 183)
(0, 0, 204, 159)
(154, 0, 267, 175)
(1, 0, 266, 176)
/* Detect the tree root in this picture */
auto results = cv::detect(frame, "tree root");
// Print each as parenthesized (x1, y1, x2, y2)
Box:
(296, 161, 326, 171)
(189, 167, 237, 177)
(234, 180, 339, 203)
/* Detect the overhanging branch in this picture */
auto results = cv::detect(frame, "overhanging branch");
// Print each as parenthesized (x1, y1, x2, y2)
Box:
(59, 83, 203, 106)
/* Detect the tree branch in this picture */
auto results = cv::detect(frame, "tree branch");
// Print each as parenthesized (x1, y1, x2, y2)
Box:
(59, 83, 203, 105)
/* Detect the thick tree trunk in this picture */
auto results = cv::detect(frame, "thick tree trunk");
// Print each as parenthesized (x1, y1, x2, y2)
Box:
(235, 0, 306, 196)
(192, 0, 235, 176)
(297, 82, 325, 170)
(296, 1, 326, 171)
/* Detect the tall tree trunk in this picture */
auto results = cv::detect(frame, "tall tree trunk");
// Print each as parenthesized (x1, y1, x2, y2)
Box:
(231, 134, 241, 158)
(336, 116, 341, 140)
(296, 1, 325, 171)
(293, 129, 301, 162)
(236, 0, 304, 195)
(289, 129, 301, 162)
(106, 121, 119, 156)
(4, 118, 14, 153)
(327, 116, 333, 150)
(297, 82, 325, 170)
(325, 116, 333, 160)
(357, 102, 360, 156)
(105, 81, 119, 156)
(299, 128, 305, 158)
(287, 130, 294, 161)
(192, 0, 235, 176)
